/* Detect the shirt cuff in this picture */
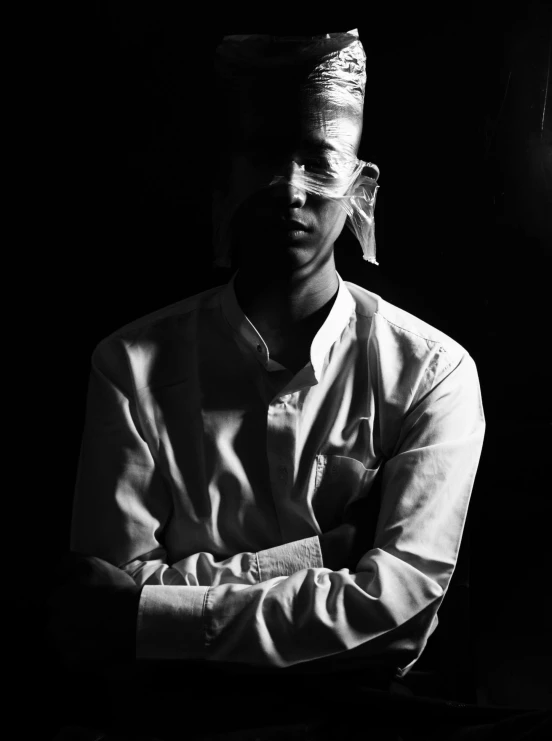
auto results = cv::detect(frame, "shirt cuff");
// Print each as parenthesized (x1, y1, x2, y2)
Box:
(256, 535, 323, 582)
(136, 584, 208, 660)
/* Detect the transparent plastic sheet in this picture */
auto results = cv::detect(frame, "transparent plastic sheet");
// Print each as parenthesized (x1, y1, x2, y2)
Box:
(213, 159, 380, 268)
(212, 29, 380, 268)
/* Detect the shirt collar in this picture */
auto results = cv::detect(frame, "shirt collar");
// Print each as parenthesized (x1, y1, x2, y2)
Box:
(220, 269, 356, 382)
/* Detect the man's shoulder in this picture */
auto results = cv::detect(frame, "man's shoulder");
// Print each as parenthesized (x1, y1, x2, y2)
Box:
(345, 280, 467, 363)
(91, 283, 226, 389)
(98, 283, 224, 348)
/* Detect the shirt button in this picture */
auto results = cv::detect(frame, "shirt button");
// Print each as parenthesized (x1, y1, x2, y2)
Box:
(256, 344, 263, 353)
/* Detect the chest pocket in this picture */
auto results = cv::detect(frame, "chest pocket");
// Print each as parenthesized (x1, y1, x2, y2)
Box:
(312, 454, 383, 533)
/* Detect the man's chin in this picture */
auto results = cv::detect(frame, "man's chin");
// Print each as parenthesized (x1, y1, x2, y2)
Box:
(242, 237, 313, 257)
(237, 243, 324, 278)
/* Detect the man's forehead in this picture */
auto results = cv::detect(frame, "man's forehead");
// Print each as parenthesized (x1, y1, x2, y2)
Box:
(304, 136, 338, 151)
(242, 128, 339, 149)
(238, 105, 361, 149)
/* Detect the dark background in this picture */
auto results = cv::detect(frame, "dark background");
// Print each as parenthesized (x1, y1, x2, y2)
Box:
(19, 0, 551, 721)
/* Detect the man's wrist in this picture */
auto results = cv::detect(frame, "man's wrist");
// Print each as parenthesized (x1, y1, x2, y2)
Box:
(137, 585, 208, 661)
(256, 536, 323, 581)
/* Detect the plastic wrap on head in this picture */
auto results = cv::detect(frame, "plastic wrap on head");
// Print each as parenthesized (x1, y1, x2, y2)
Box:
(213, 29, 380, 267)
(215, 29, 366, 115)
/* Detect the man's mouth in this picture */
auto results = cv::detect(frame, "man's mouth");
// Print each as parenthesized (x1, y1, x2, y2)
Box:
(277, 219, 310, 232)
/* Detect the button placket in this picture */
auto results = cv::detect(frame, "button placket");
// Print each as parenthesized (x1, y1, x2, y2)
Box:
(266, 395, 297, 541)
(314, 455, 327, 490)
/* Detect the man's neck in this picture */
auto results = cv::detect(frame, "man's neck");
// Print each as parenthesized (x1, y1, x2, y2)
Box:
(233, 256, 339, 340)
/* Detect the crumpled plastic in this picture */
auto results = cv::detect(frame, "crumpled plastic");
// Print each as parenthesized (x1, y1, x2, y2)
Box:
(212, 29, 380, 268)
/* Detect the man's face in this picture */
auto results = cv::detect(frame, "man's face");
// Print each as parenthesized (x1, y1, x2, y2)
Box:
(225, 88, 363, 274)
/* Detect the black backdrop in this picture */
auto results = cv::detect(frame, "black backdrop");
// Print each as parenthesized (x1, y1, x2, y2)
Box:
(19, 0, 551, 713)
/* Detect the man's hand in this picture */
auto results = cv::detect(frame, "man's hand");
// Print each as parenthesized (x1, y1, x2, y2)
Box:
(319, 496, 377, 572)
(47, 552, 141, 668)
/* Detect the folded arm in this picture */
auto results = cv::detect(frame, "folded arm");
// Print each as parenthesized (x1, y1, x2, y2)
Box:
(71, 336, 485, 674)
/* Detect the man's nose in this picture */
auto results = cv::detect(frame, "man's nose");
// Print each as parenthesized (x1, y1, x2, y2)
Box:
(276, 160, 308, 208)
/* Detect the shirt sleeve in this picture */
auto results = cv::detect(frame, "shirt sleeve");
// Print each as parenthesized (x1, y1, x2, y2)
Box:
(70, 337, 322, 591)
(136, 347, 485, 674)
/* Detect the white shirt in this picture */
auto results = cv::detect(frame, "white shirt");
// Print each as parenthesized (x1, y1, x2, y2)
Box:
(70, 270, 485, 677)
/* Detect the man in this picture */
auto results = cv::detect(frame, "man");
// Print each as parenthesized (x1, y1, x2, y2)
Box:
(50, 29, 488, 738)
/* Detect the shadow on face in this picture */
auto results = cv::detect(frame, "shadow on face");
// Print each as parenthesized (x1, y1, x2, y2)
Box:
(223, 86, 364, 275)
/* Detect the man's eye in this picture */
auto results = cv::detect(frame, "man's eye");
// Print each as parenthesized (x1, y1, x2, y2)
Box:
(304, 158, 329, 171)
